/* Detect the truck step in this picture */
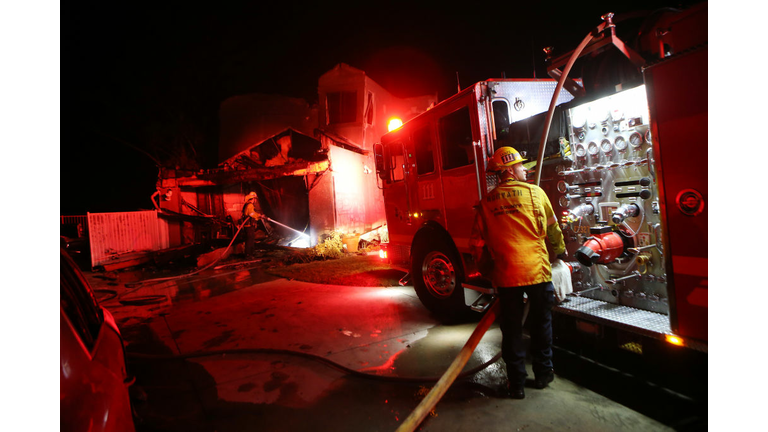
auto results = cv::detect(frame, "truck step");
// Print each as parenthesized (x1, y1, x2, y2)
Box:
(555, 296, 671, 338)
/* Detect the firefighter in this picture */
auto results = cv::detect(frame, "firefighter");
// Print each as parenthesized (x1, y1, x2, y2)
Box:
(242, 191, 265, 257)
(470, 146, 567, 399)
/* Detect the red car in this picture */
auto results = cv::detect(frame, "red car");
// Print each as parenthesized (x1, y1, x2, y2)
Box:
(60, 249, 136, 431)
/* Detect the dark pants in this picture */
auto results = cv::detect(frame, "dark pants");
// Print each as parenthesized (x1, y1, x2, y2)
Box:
(244, 225, 255, 256)
(498, 281, 556, 385)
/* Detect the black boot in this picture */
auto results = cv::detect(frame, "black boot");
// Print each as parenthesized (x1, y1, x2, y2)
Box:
(508, 382, 525, 399)
(534, 370, 555, 389)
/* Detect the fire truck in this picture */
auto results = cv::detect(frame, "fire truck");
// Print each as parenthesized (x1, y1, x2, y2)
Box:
(373, 2, 707, 373)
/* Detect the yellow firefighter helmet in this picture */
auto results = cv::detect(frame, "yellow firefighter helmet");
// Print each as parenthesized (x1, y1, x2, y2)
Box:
(245, 191, 257, 201)
(489, 146, 526, 171)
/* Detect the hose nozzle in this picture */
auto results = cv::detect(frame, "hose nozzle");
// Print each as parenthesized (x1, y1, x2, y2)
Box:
(612, 203, 640, 224)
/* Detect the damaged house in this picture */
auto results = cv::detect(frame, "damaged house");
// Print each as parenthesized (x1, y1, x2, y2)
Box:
(156, 63, 437, 250)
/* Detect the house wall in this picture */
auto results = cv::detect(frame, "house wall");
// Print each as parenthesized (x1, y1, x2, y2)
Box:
(223, 185, 248, 223)
(308, 170, 334, 246)
(317, 64, 368, 148)
(317, 64, 435, 235)
(328, 145, 374, 235)
(317, 63, 437, 152)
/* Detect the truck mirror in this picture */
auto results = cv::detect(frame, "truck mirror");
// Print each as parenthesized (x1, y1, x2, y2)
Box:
(373, 143, 386, 180)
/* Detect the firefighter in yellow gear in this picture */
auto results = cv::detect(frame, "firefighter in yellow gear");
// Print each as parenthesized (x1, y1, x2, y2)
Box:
(242, 191, 265, 257)
(470, 146, 567, 399)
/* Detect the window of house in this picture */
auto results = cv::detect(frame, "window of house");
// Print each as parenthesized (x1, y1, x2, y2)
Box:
(327, 91, 357, 124)
(365, 91, 374, 125)
(413, 125, 435, 175)
(439, 106, 474, 170)
(388, 142, 405, 182)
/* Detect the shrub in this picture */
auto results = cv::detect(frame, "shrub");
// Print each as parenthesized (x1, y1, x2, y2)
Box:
(313, 231, 344, 260)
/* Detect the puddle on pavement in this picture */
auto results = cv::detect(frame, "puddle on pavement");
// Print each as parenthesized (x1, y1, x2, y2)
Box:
(171, 267, 280, 303)
(132, 266, 281, 305)
(349, 323, 506, 396)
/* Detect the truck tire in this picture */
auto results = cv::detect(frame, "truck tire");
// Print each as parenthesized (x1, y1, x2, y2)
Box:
(411, 238, 472, 323)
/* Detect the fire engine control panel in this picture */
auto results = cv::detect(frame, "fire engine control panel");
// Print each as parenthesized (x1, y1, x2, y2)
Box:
(552, 85, 668, 314)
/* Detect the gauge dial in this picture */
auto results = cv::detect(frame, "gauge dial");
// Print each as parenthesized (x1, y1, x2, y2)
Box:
(587, 141, 599, 155)
(645, 129, 652, 145)
(557, 181, 568, 193)
(629, 132, 643, 148)
(574, 144, 587, 158)
(591, 109, 611, 125)
(570, 108, 587, 130)
(601, 139, 613, 154)
(614, 136, 628, 152)
(559, 196, 569, 208)
(611, 109, 624, 122)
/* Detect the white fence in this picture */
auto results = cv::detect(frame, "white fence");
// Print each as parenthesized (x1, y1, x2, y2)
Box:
(88, 210, 170, 268)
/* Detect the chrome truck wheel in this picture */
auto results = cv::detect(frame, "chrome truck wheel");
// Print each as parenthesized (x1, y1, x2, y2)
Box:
(421, 251, 456, 298)
(411, 238, 472, 323)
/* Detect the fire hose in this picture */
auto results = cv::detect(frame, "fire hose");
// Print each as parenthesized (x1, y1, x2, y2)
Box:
(534, 19, 598, 187)
(396, 298, 499, 432)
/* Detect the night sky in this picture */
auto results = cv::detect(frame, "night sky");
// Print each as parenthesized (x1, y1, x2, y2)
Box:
(59, 1, 703, 215)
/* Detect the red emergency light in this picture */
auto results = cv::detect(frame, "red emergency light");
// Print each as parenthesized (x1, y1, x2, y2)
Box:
(387, 118, 403, 132)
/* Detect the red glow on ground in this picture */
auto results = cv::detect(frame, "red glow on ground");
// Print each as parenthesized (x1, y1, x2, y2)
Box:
(358, 347, 408, 376)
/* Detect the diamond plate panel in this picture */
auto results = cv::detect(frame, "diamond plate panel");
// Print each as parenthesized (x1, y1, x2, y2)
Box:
(555, 296, 671, 336)
(485, 173, 498, 193)
(491, 80, 576, 123)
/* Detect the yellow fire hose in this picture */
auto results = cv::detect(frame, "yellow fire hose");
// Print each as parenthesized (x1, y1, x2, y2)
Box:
(396, 297, 500, 432)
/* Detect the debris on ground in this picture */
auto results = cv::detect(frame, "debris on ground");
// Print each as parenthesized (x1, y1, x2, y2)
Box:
(414, 386, 438, 417)
(197, 246, 234, 268)
(81, 227, 396, 289)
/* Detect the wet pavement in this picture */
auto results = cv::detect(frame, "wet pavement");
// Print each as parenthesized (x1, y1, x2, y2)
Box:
(85, 258, 705, 431)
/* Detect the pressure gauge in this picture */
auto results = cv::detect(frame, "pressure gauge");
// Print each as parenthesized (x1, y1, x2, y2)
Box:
(629, 132, 643, 148)
(611, 109, 624, 122)
(645, 129, 652, 145)
(587, 141, 599, 156)
(601, 139, 613, 154)
(574, 144, 587, 158)
(559, 196, 569, 208)
(588, 106, 609, 128)
(557, 181, 569, 193)
(594, 110, 611, 125)
(614, 136, 628, 152)
(570, 108, 587, 130)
